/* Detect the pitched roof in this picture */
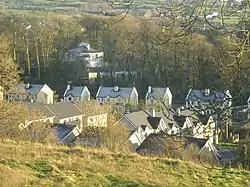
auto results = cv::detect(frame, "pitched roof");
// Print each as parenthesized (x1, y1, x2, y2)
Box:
(25, 102, 54, 119)
(64, 86, 88, 97)
(96, 86, 135, 98)
(136, 133, 167, 155)
(146, 87, 167, 99)
(122, 111, 171, 130)
(136, 133, 213, 155)
(185, 138, 208, 149)
(186, 89, 229, 102)
(9, 84, 44, 95)
(147, 117, 162, 129)
(47, 102, 83, 119)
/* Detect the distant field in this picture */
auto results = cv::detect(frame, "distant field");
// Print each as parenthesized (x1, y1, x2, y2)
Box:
(0, 0, 159, 16)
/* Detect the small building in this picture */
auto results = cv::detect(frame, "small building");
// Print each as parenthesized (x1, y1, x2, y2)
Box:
(96, 85, 139, 111)
(63, 84, 90, 102)
(145, 86, 172, 111)
(7, 83, 54, 104)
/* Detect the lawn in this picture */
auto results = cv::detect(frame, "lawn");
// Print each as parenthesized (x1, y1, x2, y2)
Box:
(0, 139, 250, 187)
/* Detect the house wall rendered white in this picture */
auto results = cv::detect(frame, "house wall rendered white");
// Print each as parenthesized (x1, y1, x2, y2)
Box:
(40, 85, 53, 104)
(59, 115, 83, 124)
(87, 113, 108, 127)
(129, 88, 139, 109)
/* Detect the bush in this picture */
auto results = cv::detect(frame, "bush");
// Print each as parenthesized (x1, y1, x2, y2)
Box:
(0, 101, 56, 143)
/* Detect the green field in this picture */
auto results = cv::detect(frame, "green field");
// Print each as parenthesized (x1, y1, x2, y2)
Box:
(0, 139, 250, 187)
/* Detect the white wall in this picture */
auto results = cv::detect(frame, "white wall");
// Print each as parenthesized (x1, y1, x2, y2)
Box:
(87, 114, 108, 127)
(59, 115, 83, 124)
(40, 85, 53, 104)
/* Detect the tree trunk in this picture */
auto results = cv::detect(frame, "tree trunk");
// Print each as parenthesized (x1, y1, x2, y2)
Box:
(35, 42, 40, 79)
(25, 38, 31, 75)
(13, 31, 17, 62)
(41, 43, 45, 74)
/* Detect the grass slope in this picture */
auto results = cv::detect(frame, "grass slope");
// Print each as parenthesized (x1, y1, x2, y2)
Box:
(0, 140, 249, 187)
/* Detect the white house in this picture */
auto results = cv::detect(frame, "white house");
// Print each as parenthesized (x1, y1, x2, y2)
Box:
(185, 88, 232, 115)
(119, 109, 171, 150)
(145, 86, 172, 111)
(7, 83, 54, 104)
(96, 85, 139, 111)
(63, 84, 90, 102)
(67, 43, 104, 67)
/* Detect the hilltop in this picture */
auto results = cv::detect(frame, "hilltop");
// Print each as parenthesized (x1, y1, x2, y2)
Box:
(0, 140, 249, 187)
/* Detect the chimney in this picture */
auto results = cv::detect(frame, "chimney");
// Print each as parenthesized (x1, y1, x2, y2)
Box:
(67, 81, 72, 90)
(204, 88, 210, 96)
(148, 86, 152, 94)
(67, 84, 71, 91)
(114, 86, 119, 92)
(176, 108, 181, 116)
(25, 83, 30, 89)
(149, 108, 155, 117)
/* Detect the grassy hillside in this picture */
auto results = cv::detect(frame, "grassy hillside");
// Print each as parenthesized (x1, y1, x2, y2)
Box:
(0, 139, 250, 187)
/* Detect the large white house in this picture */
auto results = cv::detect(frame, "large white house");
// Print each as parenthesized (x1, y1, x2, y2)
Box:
(7, 83, 53, 104)
(67, 43, 104, 67)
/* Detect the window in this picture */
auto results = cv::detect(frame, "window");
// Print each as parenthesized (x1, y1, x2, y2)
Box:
(150, 98, 154, 104)
(95, 54, 98, 58)
(68, 96, 72, 101)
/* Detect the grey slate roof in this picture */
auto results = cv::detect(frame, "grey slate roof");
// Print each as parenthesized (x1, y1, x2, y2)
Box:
(64, 86, 87, 97)
(96, 86, 134, 98)
(136, 133, 214, 156)
(25, 102, 55, 119)
(9, 84, 44, 95)
(122, 111, 171, 130)
(186, 89, 228, 102)
(47, 102, 83, 119)
(146, 87, 167, 99)
(122, 109, 210, 131)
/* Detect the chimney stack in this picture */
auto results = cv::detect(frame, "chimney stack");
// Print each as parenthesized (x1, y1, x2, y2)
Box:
(204, 88, 210, 96)
(176, 108, 181, 116)
(148, 86, 152, 94)
(25, 83, 30, 89)
(114, 85, 119, 92)
(149, 108, 155, 117)
(67, 81, 72, 90)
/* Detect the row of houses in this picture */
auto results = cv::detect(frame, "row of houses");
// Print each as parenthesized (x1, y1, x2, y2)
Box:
(2, 83, 237, 114)
(2, 83, 173, 111)
(0, 83, 238, 164)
